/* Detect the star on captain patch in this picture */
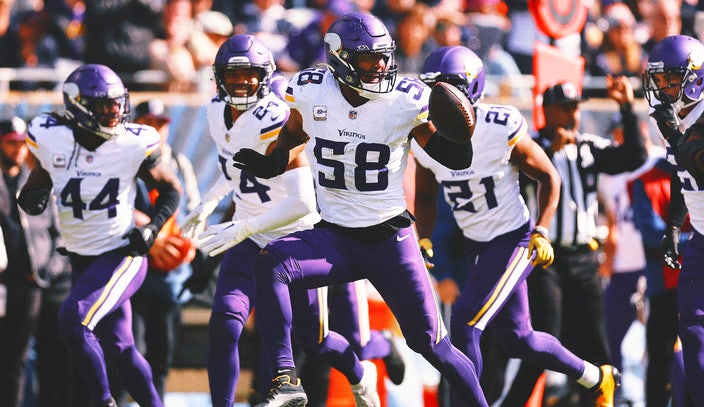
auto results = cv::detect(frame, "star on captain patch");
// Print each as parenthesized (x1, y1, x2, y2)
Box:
(349, 110, 357, 120)
(313, 105, 327, 121)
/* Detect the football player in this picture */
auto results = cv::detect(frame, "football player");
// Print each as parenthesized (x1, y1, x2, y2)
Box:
(18, 64, 182, 407)
(413, 45, 621, 407)
(179, 34, 394, 407)
(232, 12, 487, 407)
(644, 34, 704, 403)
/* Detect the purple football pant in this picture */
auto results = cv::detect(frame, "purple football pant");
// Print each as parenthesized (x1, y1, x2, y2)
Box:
(677, 229, 704, 405)
(208, 239, 259, 407)
(255, 225, 488, 406)
(208, 239, 366, 407)
(57, 252, 162, 407)
(327, 280, 391, 361)
(451, 225, 585, 406)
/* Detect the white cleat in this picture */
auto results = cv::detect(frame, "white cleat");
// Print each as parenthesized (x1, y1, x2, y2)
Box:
(351, 360, 381, 407)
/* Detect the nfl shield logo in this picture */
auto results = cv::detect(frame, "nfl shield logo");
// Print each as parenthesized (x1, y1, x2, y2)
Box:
(349, 110, 357, 120)
(86, 155, 94, 163)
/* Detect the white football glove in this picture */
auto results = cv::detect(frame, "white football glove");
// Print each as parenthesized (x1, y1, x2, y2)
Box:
(181, 200, 219, 239)
(198, 220, 253, 257)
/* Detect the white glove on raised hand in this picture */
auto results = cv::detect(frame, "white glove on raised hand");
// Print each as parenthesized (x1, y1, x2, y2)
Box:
(198, 220, 253, 257)
(181, 200, 220, 239)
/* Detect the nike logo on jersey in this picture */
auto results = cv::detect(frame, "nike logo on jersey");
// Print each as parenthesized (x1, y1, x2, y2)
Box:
(396, 234, 410, 242)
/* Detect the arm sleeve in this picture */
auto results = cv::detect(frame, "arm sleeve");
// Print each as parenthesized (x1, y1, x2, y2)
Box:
(668, 172, 688, 229)
(593, 104, 648, 174)
(244, 166, 317, 235)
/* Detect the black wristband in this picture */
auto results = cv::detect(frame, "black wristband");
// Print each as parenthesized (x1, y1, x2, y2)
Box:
(150, 185, 180, 231)
(423, 131, 473, 170)
(619, 102, 633, 114)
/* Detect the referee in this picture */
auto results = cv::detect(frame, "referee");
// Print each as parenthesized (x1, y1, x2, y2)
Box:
(502, 75, 647, 407)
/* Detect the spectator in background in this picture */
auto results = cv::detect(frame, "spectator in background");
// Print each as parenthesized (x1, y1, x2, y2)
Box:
(0, 0, 13, 36)
(111, 100, 199, 405)
(0, 117, 73, 407)
(464, 0, 521, 78)
(150, 0, 197, 92)
(394, 3, 434, 74)
(83, 0, 161, 76)
(642, 0, 683, 53)
(236, 0, 294, 61)
(276, 0, 355, 73)
(0, 8, 61, 90)
(190, 10, 233, 70)
(45, 0, 85, 65)
(590, 2, 645, 77)
(189, 10, 233, 94)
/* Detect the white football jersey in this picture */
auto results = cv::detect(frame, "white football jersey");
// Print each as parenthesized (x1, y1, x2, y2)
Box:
(206, 94, 319, 247)
(285, 68, 429, 227)
(660, 101, 704, 234)
(26, 115, 161, 255)
(412, 103, 530, 241)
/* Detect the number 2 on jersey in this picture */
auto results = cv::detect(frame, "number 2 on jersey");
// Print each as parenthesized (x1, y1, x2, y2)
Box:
(442, 177, 498, 212)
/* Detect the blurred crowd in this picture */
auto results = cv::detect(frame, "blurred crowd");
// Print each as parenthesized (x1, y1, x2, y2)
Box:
(0, 0, 703, 93)
(2, 1, 704, 407)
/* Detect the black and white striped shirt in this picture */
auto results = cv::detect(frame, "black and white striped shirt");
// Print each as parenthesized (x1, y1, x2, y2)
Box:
(526, 106, 646, 249)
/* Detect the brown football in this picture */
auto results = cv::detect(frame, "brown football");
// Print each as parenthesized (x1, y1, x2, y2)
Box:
(428, 82, 475, 145)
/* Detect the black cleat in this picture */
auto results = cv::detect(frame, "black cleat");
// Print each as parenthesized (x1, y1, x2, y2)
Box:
(382, 330, 406, 385)
(254, 374, 308, 407)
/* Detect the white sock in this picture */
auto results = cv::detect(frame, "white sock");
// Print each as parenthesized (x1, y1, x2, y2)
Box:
(576, 362, 601, 388)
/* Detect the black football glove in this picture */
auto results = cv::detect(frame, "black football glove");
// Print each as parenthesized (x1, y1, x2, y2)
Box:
(179, 250, 219, 297)
(122, 224, 158, 257)
(661, 226, 681, 270)
(232, 148, 288, 179)
(650, 103, 683, 147)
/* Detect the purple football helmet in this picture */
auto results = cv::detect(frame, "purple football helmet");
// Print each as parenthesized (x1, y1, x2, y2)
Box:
(213, 34, 275, 110)
(419, 46, 485, 104)
(643, 35, 704, 109)
(324, 12, 397, 99)
(62, 64, 129, 140)
(268, 71, 288, 101)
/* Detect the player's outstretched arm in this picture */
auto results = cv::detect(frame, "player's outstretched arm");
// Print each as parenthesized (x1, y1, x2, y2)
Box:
(511, 135, 560, 267)
(181, 174, 231, 239)
(17, 162, 53, 215)
(233, 108, 309, 179)
(124, 158, 184, 257)
(198, 153, 317, 256)
(412, 121, 473, 170)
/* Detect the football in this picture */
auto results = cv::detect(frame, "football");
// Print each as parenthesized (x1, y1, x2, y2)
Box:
(429, 82, 475, 145)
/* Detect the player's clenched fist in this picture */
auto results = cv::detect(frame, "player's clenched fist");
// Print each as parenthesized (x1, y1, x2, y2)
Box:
(528, 226, 554, 268)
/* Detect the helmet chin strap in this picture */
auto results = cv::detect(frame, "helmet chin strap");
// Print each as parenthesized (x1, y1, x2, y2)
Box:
(677, 94, 704, 112)
(95, 123, 124, 140)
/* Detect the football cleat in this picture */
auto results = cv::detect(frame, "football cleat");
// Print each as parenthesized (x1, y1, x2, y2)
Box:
(351, 360, 381, 407)
(382, 330, 406, 385)
(592, 365, 621, 407)
(254, 374, 307, 407)
(102, 397, 117, 407)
